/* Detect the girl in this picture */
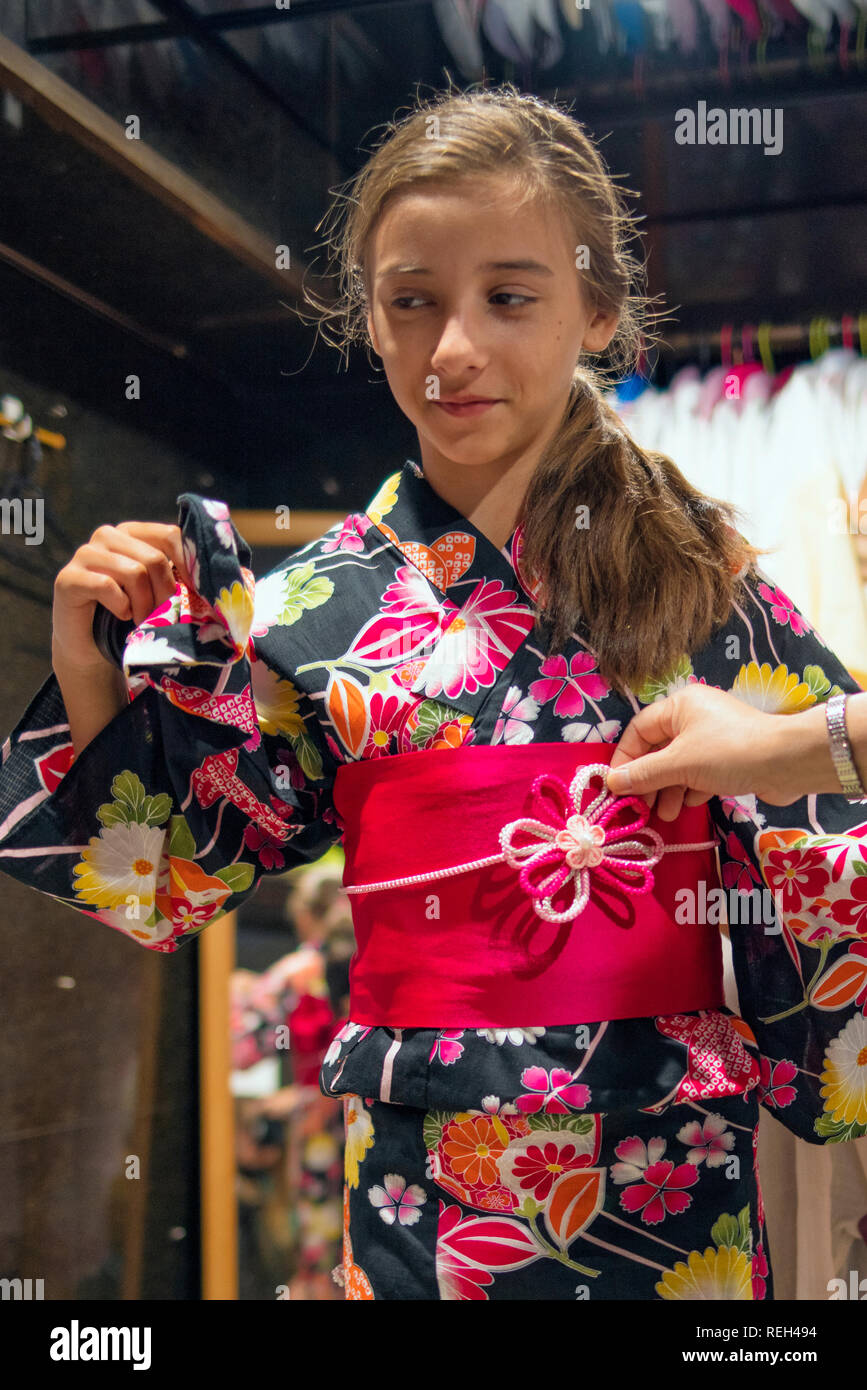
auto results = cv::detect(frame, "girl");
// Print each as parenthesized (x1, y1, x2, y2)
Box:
(2, 84, 867, 1302)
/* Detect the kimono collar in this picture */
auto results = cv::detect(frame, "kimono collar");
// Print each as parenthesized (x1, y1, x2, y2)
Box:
(362, 458, 542, 606)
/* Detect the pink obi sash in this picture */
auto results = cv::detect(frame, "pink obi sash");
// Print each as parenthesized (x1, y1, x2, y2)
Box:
(333, 742, 725, 1027)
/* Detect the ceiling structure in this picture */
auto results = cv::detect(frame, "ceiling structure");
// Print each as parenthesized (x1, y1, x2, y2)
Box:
(0, 0, 862, 510)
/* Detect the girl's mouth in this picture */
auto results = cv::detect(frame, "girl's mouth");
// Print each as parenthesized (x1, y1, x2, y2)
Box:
(435, 400, 500, 417)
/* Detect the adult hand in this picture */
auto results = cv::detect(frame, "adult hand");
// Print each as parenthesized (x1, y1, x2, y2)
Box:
(605, 683, 797, 820)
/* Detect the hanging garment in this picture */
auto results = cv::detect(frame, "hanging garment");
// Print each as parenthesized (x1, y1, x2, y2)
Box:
(432, 0, 486, 80)
(482, 0, 565, 67)
(615, 350, 867, 681)
(2, 467, 867, 1299)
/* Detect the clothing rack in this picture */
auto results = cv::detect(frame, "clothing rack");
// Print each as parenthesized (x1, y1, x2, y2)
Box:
(645, 311, 867, 372)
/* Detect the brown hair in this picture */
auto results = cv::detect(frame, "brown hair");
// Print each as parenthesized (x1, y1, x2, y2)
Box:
(298, 81, 771, 699)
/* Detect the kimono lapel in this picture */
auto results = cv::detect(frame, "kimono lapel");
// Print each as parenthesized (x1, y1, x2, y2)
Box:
(363, 458, 541, 607)
(358, 459, 544, 716)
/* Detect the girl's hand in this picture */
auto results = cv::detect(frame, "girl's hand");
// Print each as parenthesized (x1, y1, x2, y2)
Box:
(606, 683, 796, 819)
(52, 521, 190, 671)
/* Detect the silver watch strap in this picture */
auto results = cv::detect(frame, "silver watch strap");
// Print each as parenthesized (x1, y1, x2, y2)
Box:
(826, 693, 867, 801)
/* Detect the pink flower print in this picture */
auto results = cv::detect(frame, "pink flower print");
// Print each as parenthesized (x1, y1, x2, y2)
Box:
(757, 581, 813, 638)
(509, 1140, 592, 1202)
(367, 1173, 427, 1226)
(719, 792, 763, 824)
(202, 499, 235, 551)
(175, 898, 221, 933)
(430, 1030, 465, 1066)
(492, 685, 540, 745)
(676, 1113, 735, 1167)
(827, 878, 867, 940)
(618, 1159, 699, 1225)
(348, 566, 451, 667)
(849, 943, 867, 1007)
(435, 1205, 496, 1300)
(435, 1202, 541, 1300)
(756, 1057, 798, 1109)
(719, 831, 763, 894)
(752, 1241, 769, 1300)
(362, 689, 410, 758)
(610, 1136, 668, 1184)
(242, 823, 286, 871)
(528, 651, 610, 718)
(515, 1066, 590, 1115)
(762, 844, 830, 916)
(321, 512, 370, 555)
(415, 579, 536, 701)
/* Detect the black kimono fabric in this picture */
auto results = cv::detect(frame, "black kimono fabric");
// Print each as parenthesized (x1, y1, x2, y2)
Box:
(1, 462, 866, 1300)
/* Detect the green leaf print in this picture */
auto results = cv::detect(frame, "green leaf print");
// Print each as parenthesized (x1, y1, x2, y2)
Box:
(141, 793, 172, 827)
(709, 1208, 751, 1255)
(814, 1114, 867, 1142)
(515, 1196, 541, 1220)
(737, 1204, 751, 1253)
(635, 654, 694, 705)
(527, 1113, 594, 1135)
(710, 1213, 740, 1250)
(801, 665, 843, 701)
(96, 771, 169, 828)
(96, 771, 143, 826)
(278, 563, 334, 625)
(214, 863, 256, 893)
(423, 1112, 449, 1152)
(411, 699, 467, 747)
(291, 731, 323, 782)
(169, 815, 197, 859)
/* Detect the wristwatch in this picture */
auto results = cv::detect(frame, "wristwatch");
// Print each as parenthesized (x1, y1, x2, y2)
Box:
(826, 693, 867, 801)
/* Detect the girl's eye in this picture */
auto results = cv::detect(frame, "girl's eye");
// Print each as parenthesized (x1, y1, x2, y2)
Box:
(490, 293, 537, 308)
(389, 293, 537, 310)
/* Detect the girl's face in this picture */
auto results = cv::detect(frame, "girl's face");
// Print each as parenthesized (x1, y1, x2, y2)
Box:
(365, 174, 619, 482)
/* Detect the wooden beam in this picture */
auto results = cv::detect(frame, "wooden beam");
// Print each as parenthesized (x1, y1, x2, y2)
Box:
(0, 32, 329, 302)
(199, 912, 238, 1300)
(232, 509, 346, 548)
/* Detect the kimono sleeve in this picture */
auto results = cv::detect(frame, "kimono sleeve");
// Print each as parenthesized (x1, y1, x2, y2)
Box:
(0, 493, 343, 954)
(708, 565, 867, 1142)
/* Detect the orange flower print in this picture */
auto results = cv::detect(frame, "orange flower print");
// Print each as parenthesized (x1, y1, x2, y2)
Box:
(442, 1115, 508, 1188)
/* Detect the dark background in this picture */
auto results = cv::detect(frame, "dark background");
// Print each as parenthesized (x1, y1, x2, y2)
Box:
(0, 0, 863, 1299)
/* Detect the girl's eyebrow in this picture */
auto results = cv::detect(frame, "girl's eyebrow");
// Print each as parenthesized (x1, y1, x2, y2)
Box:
(376, 258, 555, 280)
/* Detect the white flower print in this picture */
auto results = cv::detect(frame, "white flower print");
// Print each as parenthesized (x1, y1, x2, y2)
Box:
(610, 1136, 667, 1185)
(562, 719, 623, 742)
(476, 1027, 547, 1046)
(367, 1173, 427, 1226)
(676, 1113, 736, 1167)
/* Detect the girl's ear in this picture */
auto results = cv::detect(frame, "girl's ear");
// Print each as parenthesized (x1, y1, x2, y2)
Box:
(582, 309, 620, 355)
(366, 310, 381, 357)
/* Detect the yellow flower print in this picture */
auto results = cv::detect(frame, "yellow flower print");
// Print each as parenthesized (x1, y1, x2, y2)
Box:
(819, 1014, 867, 1126)
(250, 661, 308, 738)
(344, 1096, 375, 1188)
(215, 579, 254, 650)
(365, 472, 401, 526)
(655, 1245, 753, 1300)
(73, 821, 165, 910)
(731, 661, 815, 713)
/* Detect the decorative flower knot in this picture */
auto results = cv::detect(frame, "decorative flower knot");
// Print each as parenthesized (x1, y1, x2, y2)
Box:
(555, 814, 606, 870)
(498, 763, 665, 924)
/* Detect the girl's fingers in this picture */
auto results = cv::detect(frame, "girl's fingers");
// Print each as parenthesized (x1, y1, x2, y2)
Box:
(85, 525, 188, 626)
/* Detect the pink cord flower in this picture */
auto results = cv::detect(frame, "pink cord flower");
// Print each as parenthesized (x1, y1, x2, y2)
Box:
(498, 763, 665, 923)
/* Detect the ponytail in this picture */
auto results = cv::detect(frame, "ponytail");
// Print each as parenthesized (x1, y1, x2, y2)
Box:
(518, 370, 769, 700)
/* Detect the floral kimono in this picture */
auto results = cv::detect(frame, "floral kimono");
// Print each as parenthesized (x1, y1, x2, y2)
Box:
(1, 459, 866, 1302)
